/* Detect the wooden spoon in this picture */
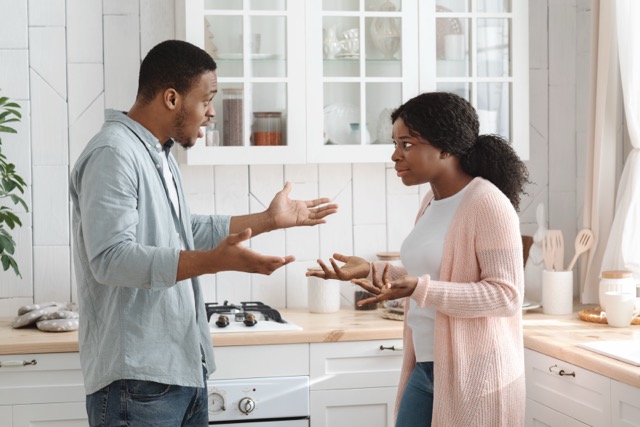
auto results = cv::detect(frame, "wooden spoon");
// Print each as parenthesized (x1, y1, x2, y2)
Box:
(566, 229, 594, 271)
(542, 231, 556, 271)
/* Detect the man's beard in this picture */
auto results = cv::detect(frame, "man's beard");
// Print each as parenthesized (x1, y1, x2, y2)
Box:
(173, 106, 194, 149)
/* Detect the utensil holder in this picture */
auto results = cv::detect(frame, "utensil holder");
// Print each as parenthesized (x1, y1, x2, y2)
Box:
(542, 270, 573, 315)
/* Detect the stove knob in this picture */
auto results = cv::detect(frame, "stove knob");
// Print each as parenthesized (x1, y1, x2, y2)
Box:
(243, 313, 257, 327)
(238, 397, 255, 415)
(215, 315, 229, 328)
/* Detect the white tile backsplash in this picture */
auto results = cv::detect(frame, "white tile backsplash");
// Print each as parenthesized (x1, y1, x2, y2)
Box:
(66, 0, 103, 63)
(353, 163, 386, 224)
(0, 0, 28, 48)
(103, 14, 139, 110)
(0, 49, 30, 99)
(68, 63, 104, 124)
(28, 0, 66, 26)
(33, 245, 71, 302)
(32, 165, 69, 246)
(69, 93, 105, 167)
(29, 27, 67, 99)
(30, 70, 69, 166)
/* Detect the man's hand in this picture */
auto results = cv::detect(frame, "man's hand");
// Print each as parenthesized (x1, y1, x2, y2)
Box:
(306, 253, 371, 281)
(210, 228, 295, 275)
(268, 182, 338, 229)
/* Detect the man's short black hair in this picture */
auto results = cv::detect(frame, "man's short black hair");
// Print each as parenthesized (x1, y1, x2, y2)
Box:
(137, 40, 217, 103)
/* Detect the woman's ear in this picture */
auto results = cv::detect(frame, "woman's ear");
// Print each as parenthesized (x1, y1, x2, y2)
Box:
(440, 151, 450, 159)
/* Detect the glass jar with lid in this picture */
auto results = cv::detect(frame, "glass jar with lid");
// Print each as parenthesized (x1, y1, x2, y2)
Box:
(252, 112, 283, 146)
(599, 270, 636, 311)
(222, 88, 243, 146)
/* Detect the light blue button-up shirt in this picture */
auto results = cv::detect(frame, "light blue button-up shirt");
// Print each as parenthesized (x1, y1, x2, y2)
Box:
(70, 109, 229, 394)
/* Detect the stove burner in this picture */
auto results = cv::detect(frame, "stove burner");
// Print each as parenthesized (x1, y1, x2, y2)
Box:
(205, 301, 287, 325)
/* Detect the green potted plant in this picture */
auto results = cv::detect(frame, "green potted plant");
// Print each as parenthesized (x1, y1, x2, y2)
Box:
(0, 95, 28, 277)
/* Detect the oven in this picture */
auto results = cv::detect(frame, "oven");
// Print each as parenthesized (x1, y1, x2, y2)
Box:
(205, 301, 310, 425)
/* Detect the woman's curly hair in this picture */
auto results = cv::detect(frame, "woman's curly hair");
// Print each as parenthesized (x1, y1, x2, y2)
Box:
(391, 92, 530, 211)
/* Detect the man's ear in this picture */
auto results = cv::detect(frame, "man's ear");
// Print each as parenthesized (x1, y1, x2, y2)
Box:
(164, 89, 178, 110)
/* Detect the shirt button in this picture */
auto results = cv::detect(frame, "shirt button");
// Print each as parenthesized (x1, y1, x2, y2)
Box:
(156, 164, 160, 169)
(156, 143, 161, 148)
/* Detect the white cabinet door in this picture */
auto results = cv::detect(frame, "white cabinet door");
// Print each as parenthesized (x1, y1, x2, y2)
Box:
(525, 399, 589, 427)
(13, 402, 88, 427)
(611, 379, 640, 427)
(176, 0, 307, 165)
(525, 349, 610, 427)
(311, 387, 396, 427)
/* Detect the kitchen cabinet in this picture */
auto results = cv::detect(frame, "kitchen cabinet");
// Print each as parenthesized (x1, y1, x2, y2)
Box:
(0, 352, 88, 426)
(611, 379, 640, 427)
(310, 339, 403, 427)
(176, 0, 529, 165)
(525, 348, 640, 427)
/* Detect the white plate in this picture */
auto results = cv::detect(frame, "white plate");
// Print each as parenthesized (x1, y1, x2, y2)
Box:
(217, 53, 278, 60)
(522, 303, 541, 312)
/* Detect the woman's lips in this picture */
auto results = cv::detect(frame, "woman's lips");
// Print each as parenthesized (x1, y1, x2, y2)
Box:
(396, 168, 408, 177)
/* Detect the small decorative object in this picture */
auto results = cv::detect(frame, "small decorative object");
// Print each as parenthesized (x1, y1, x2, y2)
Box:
(204, 18, 218, 58)
(339, 28, 360, 58)
(375, 107, 394, 144)
(323, 25, 342, 59)
(252, 112, 283, 146)
(370, 0, 401, 59)
(524, 203, 546, 305)
(222, 88, 243, 146)
(349, 123, 370, 145)
(436, 5, 463, 59)
(205, 120, 219, 146)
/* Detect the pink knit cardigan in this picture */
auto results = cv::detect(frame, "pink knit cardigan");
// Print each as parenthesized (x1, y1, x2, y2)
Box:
(374, 177, 525, 426)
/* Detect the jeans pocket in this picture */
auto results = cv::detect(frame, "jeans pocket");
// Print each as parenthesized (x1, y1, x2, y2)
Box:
(126, 379, 173, 399)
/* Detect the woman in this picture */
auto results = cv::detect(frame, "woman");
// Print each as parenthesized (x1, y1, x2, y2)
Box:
(308, 92, 529, 426)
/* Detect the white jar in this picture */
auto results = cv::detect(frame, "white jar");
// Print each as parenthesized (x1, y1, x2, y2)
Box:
(599, 270, 636, 311)
(307, 269, 340, 313)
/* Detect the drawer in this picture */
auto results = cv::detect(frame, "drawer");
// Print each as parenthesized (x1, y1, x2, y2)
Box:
(211, 343, 309, 379)
(310, 339, 403, 390)
(526, 398, 589, 427)
(525, 349, 610, 427)
(0, 352, 85, 405)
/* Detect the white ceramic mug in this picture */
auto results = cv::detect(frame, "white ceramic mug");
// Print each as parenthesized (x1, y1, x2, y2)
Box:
(542, 270, 573, 315)
(604, 291, 636, 327)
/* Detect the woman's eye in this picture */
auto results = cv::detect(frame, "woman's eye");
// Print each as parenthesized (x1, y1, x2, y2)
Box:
(402, 142, 412, 149)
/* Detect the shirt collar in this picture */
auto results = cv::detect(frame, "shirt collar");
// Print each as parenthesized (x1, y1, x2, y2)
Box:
(105, 109, 165, 154)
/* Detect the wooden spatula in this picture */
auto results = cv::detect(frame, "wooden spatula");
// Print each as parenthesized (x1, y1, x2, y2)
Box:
(542, 231, 555, 271)
(550, 230, 564, 271)
(567, 229, 594, 271)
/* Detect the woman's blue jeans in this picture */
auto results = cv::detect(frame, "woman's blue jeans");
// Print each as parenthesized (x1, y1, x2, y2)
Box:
(395, 361, 434, 427)
(86, 367, 208, 426)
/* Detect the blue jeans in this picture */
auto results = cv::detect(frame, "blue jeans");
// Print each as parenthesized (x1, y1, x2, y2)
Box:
(395, 361, 434, 427)
(86, 367, 208, 427)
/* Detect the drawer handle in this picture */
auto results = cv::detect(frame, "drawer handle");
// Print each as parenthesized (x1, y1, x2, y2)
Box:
(549, 364, 575, 377)
(0, 359, 37, 368)
(379, 345, 403, 351)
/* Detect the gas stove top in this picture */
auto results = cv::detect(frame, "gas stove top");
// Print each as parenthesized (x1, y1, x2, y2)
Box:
(206, 301, 302, 333)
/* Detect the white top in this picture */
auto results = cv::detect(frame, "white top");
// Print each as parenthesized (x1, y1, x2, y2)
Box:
(161, 151, 196, 310)
(401, 185, 468, 362)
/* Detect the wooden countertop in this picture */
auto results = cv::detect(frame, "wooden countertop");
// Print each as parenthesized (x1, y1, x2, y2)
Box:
(0, 309, 403, 355)
(523, 306, 640, 388)
(2, 306, 639, 388)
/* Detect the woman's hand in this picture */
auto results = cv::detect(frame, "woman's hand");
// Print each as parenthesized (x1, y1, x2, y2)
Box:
(267, 182, 338, 229)
(351, 263, 418, 307)
(306, 253, 371, 281)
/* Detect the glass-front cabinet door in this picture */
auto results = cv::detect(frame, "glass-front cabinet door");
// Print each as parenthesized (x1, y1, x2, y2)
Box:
(305, 0, 419, 163)
(420, 0, 529, 159)
(175, 0, 306, 165)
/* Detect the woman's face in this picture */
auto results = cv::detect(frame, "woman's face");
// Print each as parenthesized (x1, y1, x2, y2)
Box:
(391, 117, 446, 186)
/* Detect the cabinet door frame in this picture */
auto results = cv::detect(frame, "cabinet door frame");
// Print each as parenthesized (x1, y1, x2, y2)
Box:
(419, 0, 529, 160)
(176, 0, 307, 165)
(305, 0, 420, 164)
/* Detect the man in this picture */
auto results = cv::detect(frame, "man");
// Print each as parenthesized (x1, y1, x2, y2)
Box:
(69, 40, 337, 426)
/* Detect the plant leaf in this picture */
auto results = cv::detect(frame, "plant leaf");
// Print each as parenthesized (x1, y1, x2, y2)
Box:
(0, 126, 17, 134)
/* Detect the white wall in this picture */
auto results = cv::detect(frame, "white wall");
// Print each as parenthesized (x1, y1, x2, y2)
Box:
(0, 0, 592, 316)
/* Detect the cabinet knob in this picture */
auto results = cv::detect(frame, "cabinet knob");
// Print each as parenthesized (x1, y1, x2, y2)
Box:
(0, 359, 37, 368)
(379, 345, 403, 351)
(549, 364, 576, 377)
